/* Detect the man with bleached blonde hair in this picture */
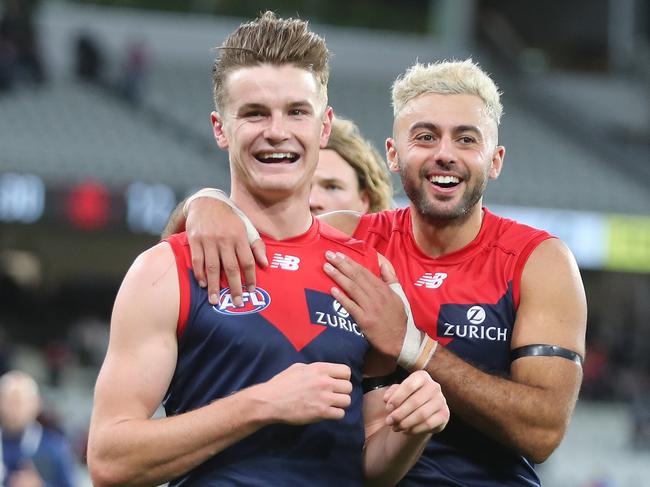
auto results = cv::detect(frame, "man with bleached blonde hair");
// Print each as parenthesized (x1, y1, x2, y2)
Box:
(311, 116, 393, 215)
(174, 57, 587, 486)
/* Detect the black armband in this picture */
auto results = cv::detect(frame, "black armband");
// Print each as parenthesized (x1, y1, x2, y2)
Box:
(362, 370, 403, 393)
(511, 344, 583, 366)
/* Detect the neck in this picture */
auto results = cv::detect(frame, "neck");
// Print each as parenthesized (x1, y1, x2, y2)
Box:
(231, 186, 313, 240)
(409, 203, 484, 258)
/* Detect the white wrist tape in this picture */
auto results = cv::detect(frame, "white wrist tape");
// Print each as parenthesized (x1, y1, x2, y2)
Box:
(182, 188, 260, 244)
(389, 282, 438, 370)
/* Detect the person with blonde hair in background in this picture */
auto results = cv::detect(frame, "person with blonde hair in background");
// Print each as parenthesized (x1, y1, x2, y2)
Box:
(0, 370, 76, 487)
(310, 116, 392, 215)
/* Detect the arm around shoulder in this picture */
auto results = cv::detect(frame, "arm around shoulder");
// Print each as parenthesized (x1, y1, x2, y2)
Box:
(318, 210, 362, 237)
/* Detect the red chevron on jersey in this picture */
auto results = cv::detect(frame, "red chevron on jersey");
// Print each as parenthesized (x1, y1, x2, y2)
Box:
(162, 218, 379, 486)
(259, 284, 327, 351)
(214, 285, 327, 351)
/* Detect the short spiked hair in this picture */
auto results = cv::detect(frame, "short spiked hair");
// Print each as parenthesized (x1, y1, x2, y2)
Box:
(392, 59, 503, 125)
(212, 11, 330, 111)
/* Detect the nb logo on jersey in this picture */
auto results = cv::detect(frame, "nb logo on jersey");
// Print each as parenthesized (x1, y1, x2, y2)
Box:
(414, 272, 448, 289)
(270, 253, 300, 271)
(214, 287, 271, 315)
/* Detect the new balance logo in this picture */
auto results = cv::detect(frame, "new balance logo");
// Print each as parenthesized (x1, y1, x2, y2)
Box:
(414, 272, 448, 289)
(270, 253, 300, 271)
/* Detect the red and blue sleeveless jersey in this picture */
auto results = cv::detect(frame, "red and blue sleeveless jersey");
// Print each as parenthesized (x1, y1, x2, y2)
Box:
(163, 218, 379, 486)
(354, 207, 553, 487)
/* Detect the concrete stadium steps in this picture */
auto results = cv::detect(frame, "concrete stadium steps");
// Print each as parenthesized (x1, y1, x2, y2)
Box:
(0, 79, 226, 192)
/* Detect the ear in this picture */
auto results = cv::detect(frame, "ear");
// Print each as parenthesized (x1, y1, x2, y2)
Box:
(319, 106, 333, 149)
(488, 145, 505, 180)
(359, 190, 370, 213)
(386, 138, 400, 173)
(212, 111, 229, 150)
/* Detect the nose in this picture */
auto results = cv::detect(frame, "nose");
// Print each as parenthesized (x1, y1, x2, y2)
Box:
(434, 136, 455, 166)
(264, 113, 289, 142)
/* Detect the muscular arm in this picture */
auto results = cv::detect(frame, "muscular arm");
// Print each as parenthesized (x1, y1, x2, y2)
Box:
(87, 243, 273, 486)
(422, 239, 585, 462)
(88, 243, 352, 487)
(324, 238, 586, 464)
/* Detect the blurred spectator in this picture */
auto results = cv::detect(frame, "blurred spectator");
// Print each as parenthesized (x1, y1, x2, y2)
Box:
(0, 35, 16, 91)
(74, 32, 104, 84)
(119, 38, 149, 106)
(0, 370, 76, 486)
(631, 374, 650, 449)
(68, 316, 109, 368)
(0, 329, 13, 377)
(581, 339, 613, 400)
(0, 0, 46, 90)
(43, 340, 70, 388)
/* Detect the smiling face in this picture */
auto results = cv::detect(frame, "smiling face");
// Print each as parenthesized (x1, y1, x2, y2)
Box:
(212, 64, 332, 203)
(387, 93, 504, 222)
(309, 149, 370, 215)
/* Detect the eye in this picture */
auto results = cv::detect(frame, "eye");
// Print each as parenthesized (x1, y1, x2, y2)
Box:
(415, 133, 434, 142)
(324, 183, 342, 191)
(458, 135, 476, 144)
(289, 108, 307, 116)
(243, 111, 264, 120)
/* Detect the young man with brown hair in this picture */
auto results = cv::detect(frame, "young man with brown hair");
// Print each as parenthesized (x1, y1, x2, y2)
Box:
(87, 12, 448, 487)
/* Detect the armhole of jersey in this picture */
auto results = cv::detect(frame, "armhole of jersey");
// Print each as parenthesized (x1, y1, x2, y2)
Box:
(512, 234, 555, 309)
(164, 237, 191, 339)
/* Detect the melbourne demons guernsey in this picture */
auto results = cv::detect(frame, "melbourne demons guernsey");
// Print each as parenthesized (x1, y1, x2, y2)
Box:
(354, 207, 553, 487)
(163, 218, 379, 486)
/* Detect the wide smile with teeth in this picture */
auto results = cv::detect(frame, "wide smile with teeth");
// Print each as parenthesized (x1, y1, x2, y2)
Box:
(255, 152, 299, 163)
(429, 175, 460, 188)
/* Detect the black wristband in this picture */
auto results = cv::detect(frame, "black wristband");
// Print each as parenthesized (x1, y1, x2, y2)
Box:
(362, 370, 402, 393)
(511, 344, 583, 366)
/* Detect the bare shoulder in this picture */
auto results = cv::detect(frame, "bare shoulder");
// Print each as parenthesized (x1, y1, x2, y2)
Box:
(126, 241, 177, 283)
(318, 210, 362, 237)
(515, 237, 586, 353)
(111, 241, 180, 340)
(522, 237, 582, 283)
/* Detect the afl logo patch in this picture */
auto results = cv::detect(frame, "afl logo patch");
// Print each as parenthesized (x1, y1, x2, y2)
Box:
(214, 288, 271, 315)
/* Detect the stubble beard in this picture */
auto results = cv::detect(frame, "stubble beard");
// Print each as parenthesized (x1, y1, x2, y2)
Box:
(400, 166, 487, 223)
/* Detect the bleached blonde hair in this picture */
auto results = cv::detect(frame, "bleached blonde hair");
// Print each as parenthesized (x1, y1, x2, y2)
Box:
(391, 59, 503, 125)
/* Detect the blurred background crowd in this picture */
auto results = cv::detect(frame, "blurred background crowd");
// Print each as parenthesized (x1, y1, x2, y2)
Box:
(0, 0, 649, 485)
